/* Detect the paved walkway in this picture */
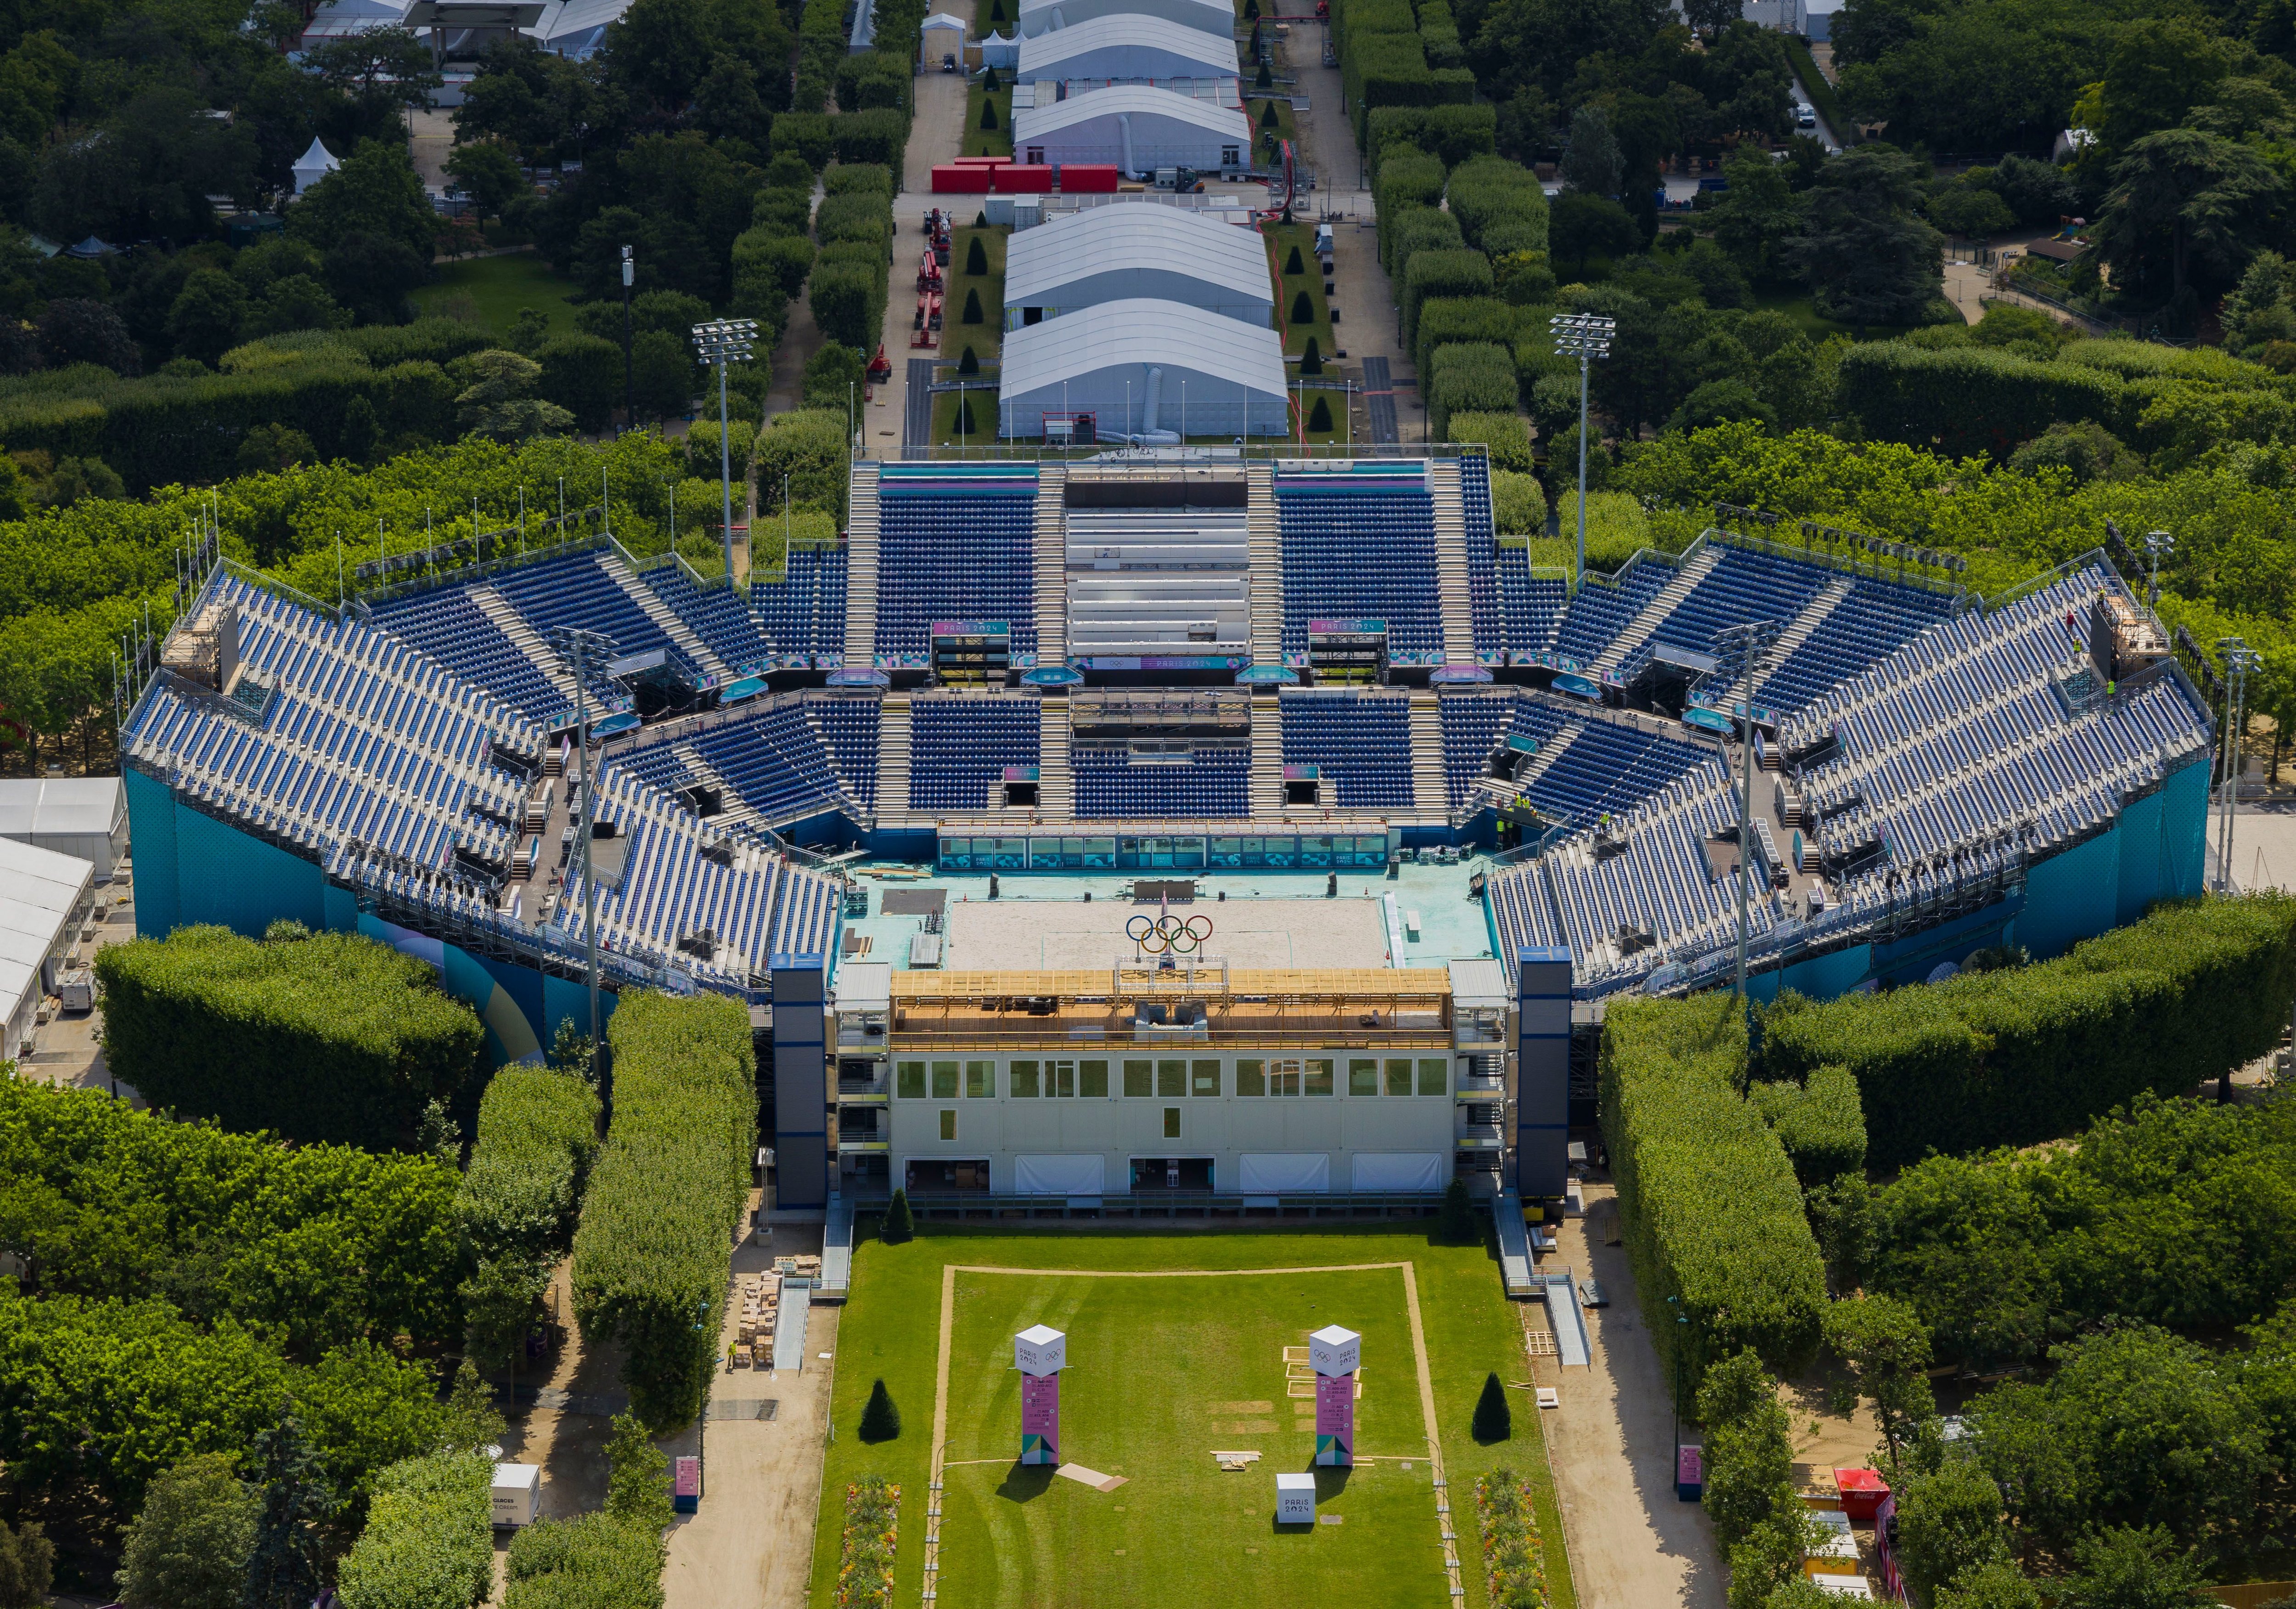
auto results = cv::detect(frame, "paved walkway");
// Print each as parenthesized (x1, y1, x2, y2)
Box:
(863, 70, 969, 454)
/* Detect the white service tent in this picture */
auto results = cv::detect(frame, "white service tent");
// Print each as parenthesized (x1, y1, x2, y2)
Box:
(1015, 12, 1240, 82)
(0, 778, 125, 880)
(1015, 0, 1236, 39)
(920, 10, 966, 62)
(1238, 1154, 1331, 1193)
(1006, 202, 1272, 325)
(0, 836, 91, 1061)
(1011, 1155, 1108, 1194)
(1012, 84, 1252, 177)
(998, 297, 1290, 440)
(291, 136, 341, 196)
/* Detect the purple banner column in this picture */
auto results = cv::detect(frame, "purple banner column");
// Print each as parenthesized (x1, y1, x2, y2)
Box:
(1021, 1370, 1059, 1465)
(1314, 1372, 1353, 1467)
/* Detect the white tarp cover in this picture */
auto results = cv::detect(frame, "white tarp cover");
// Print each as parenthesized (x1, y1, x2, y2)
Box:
(1351, 1153, 1446, 1192)
(1239, 1153, 1330, 1193)
(1013, 1154, 1107, 1194)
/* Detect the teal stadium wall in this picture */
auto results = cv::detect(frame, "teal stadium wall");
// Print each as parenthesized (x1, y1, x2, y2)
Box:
(125, 768, 614, 1066)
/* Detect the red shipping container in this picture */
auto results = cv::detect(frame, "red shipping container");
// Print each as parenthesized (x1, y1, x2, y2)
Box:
(1058, 164, 1120, 192)
(1834, 1468, 1890, 1522)
(931, 164, 996, 192)
(992, 163, 1055, 192)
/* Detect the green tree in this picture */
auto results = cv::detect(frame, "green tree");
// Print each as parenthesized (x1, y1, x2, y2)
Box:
(962, 286, 984, 323)
(452, 348, 576, 440)
(629, 328, 694, 423)
(1935, 1560, 2043, 1609)
(881, 1187, 915, 1244)
(168, 271, 247, 367)
(603, 1414, 671, 1534)
(440, 1358, 508, 1454)
(1785, 145, 1943, 325)
(240, 1414, 332, 1609)
(1291, 289, 1313, 323)
(1893, 1461, 2011, 1605)
(859, 1378, 902, 1442)
(1697, 1350, 1793, 1549)
(1821, 1294, 1939, 1475)
(445, 140, 526, 224)
(305, 27, 444, 122)
(0, 1519, 52, 1609)
(1300, 337, 1323, 376)
(1561, 102, 1622, 195)
(965, 233, 988, 275)
(2096, 18, 2230, 152)
(980, 96, 999, 131)
(1550, 192, 1641, 275)
(118, 1454, 259, 1609)
(2089, 128, 2284, 304)
(2058, 1525, 2217, 1609)
(1472, 1372, 1512, 1443)
(537, 332, 622, 432)
(291, 140, 437, 260)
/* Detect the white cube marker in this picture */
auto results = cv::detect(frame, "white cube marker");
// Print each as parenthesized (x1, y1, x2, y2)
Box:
(1276, 1472, 1316, 1525)
(1015, 1324, 1067, 1376)
(1308, 1325, 1361, 1377)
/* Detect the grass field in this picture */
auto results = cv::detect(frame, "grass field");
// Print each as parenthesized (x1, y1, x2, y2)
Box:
(964, 80, 1015, 158)
(809, 1226, 1575, 1609)
(412, 251, 583, 341)
(1263, 220, 1334, 361)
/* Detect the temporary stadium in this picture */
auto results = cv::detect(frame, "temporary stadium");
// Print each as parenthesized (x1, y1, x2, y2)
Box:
(116, 450, 2215, 1224)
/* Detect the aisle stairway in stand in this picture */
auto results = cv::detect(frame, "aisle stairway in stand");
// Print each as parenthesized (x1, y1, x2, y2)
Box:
(468, 585, 583, 706)
(1247, 463, 1284, 666)
(1429, 460, 1475, 663)
(670, 742, 764, 831)
(1249, 697, 1285, 816)
(1036, 697, 1074, 817)
(1408, 692, 1446, 815)
(1034, 464, 1068, 662)
(874, 696, 912, 823)
(1590, 548, 1721, 676)
(602, 553, 728, 679)
(843, 463, 881, 666)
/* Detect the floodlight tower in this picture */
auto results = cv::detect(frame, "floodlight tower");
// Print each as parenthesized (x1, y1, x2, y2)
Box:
(2217, 636, 2262, 892)
(549, 624, 616, 1086)
(1715, 620, 1779, 1002)
(1548, 313, 1615, 588)
(2143, 530, 2174, 610)
(691, 319, 759, 585)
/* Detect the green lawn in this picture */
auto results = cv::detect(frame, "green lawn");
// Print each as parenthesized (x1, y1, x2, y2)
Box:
(809, 1225, 1576, 1609)
(1264, 220, 1334, 361)
(964, 80, 1015, 158)
(412, 251, 582, 342)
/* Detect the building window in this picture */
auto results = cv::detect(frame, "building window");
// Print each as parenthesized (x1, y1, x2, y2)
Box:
(1010, 1059, 1041, 1097)
(966, 1059, 996, 1099)
(1080, 1059, 1110, 1097)
(1192, 1059, 1221, 1097)
(1222, 145, 1239, 166)
(897, 1061, 926, 1099)
(1049, 1059, 1077, 1097)
(940, 1109, 958, 1141)
(1386, 1057, 1415, 1097)
(1419, 1058, 1448, 1096)
(1235, 1057, 1266, 1096)
(1268, 1058, 1301, 1096)
(931, 1060, 959, 1099)
(1349, 1058, 1379, 1097)
(1163, 1107, 1181, 1139)
(1157, 1058, 1186, 1098)
(1304, 1058, 1334, 1097)
(1124, 1058, 1153, 1097)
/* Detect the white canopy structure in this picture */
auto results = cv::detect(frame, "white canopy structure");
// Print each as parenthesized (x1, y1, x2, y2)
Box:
(291, 136, 341, 196)
(1015, 0, 1237, 39)
(921, 9, 966, 60)
(0, 836, 91, 1061)
(1012, 83, 1251, 176)
(980, 27, 1019, 66)
(1015, 13, 1239, 82)
(1006, 202, 1273, 325)
(998, 298, 1289, 439)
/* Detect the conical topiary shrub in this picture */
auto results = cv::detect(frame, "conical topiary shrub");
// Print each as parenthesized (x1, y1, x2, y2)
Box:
(1244, 0, 1257, 16)
(1285, 244, 1305, 275)
(981, 97, 1000, 130)
(984, 63, 1001, 90)
(1307, 393, 1332, 430)
(957, 344, 980, 374)
(1259, 99, 1279, 130)
(1472, 1371, 1511, 1443)
(860, 1378, 903, 1442)
(966, 234, 988, 274)
(1291, 289, 1313, 324)
(882, 1187, 915, 1243)
(1300, 336, 1322, 375)
(962, 287, 984, 323)
(1439, 1176, 1476, 1242)
(975, 208, 990, 226)
(1255, 60, 1272, 88)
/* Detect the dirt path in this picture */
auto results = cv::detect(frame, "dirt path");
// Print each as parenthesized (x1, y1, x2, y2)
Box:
(662, 1216, 840, 1609)
(1539, 1182, 1727, 1609)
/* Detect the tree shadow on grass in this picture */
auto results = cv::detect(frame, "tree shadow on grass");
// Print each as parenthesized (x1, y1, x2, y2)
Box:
(995, 1462, 1056, 1503)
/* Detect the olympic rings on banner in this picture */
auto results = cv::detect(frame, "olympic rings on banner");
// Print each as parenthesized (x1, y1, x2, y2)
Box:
(1128, 914, 1216, 955)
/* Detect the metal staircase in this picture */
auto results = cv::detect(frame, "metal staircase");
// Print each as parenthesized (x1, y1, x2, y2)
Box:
(874, 695, 912, 823)
(1249, 696, 1285, 816)
(1766, 576, 1855, 669)
(670, 742, 764, 830)
(1428, 461, 1475, 663)
(1590, 548, 1722, 676)
(1034, 464, 1067, 662)
(600, 553, 728, 679)
(1036, 697, 1075, 817)
(468, 585, 582, 705)
(843, 463, 881, 666)
(1246, 462, 1284, 666)
(1407, 691, 1446, 815)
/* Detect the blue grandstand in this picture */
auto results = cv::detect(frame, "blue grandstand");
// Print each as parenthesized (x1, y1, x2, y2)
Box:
(1279, 691, 1415, 808)
(874, 464, 1038, 660)
(1274, 464, 1444, 659)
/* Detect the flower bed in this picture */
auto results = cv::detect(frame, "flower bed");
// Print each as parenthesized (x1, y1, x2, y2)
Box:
(833, 1475, 900, 1609)
(1476, 1469, 1552, 1609)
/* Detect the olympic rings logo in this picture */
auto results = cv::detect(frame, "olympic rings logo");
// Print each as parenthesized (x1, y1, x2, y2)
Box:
(1126, 913, 1214, 954)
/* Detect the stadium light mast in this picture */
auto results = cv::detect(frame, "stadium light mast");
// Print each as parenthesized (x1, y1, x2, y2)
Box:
(691, 319, 758, 586)
(550, 625, 617, 1086)
(619, 246, 635, 436)
(1716, 620, 1778, 1003)
(2216, 636, 2262, 893)
(1549, 313, 1614, 589)
(2144, 530, 2174, 610)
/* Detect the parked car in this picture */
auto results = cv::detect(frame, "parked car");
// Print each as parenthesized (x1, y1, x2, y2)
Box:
(1795, 102, 1818, 129)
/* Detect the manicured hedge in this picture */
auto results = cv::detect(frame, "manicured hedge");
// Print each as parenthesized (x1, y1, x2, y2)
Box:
(1450, 411, 1532, 469)
(806, 167, 895, 350)
(505, 1513, 664, 1609)
(1835, 341, 2133, 460)
(337, 1451, 495, 1609)
(1402, 248, 1495, 351)
(754, 407, 852, 518)
(1748, 1063, 1866, 1184)
(832, 109, 909, 175)
(1374, 148, 1449, 264)
(771, 111, 836, 169)
(0, 1077, 466, 1357)
(1332, 0, 1475, 139)
(1760, 893, 2296, 1166)
(1429, 341, 1518, 439)
(1364, 105, 1497, 173)
(461, 1067, 601, 1267)
(1446, 157, 1549, 257)
(95, 925, 486, 1150)
(1415, 296, 1523, 390)
(1600, 994, 1827, 1397)
(569, 991, 756, 1430)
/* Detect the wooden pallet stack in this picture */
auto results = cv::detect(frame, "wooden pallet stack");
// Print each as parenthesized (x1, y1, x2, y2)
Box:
(734, 1274, 780, 1367)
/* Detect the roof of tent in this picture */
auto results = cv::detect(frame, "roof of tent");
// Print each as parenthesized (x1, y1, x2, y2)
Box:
(1005, 201, 1271, 306)
(1017, 0, 1236, 32)
(998, 297, 1286, 399)
(1012, 81, 1252, 143)
(1017, 12, 1240, 78)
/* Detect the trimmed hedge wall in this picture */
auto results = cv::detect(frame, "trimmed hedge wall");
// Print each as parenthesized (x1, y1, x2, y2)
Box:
(1600, 994, 1827, 1398)
(1450, 411, 1532, 470)
(1428, 341, 1518, 440)
(1415, 297, 1522, 394)
(506, 1513, 663, 1609)
(337, 1451, 495, 1609)
(1835, 342, 2133, 461)
(1364, 104, 1497, 172)
(1446, 157, 1549, 257)
(1332, 0, 1474, 140)
(94, 925, 485, 1149)
(569, 991, 756, 1431)
(807, 167, 895, 350)
(461, 1068, 601, 1266)
(1748, 1063, 1867, 1184)
(1760, 894, 2296, 1166)
(1402, 248, 1494, 351)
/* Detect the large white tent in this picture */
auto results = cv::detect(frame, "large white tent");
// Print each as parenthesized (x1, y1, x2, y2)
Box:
(1014, 13, 1239, 82)
(998, 298, 1289, 439)
(1006, 203, 1273, 326)
(0, 835, 91, 1062)
(1012, 84, 1251, 176)
(1014, 0, 1236, 39)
